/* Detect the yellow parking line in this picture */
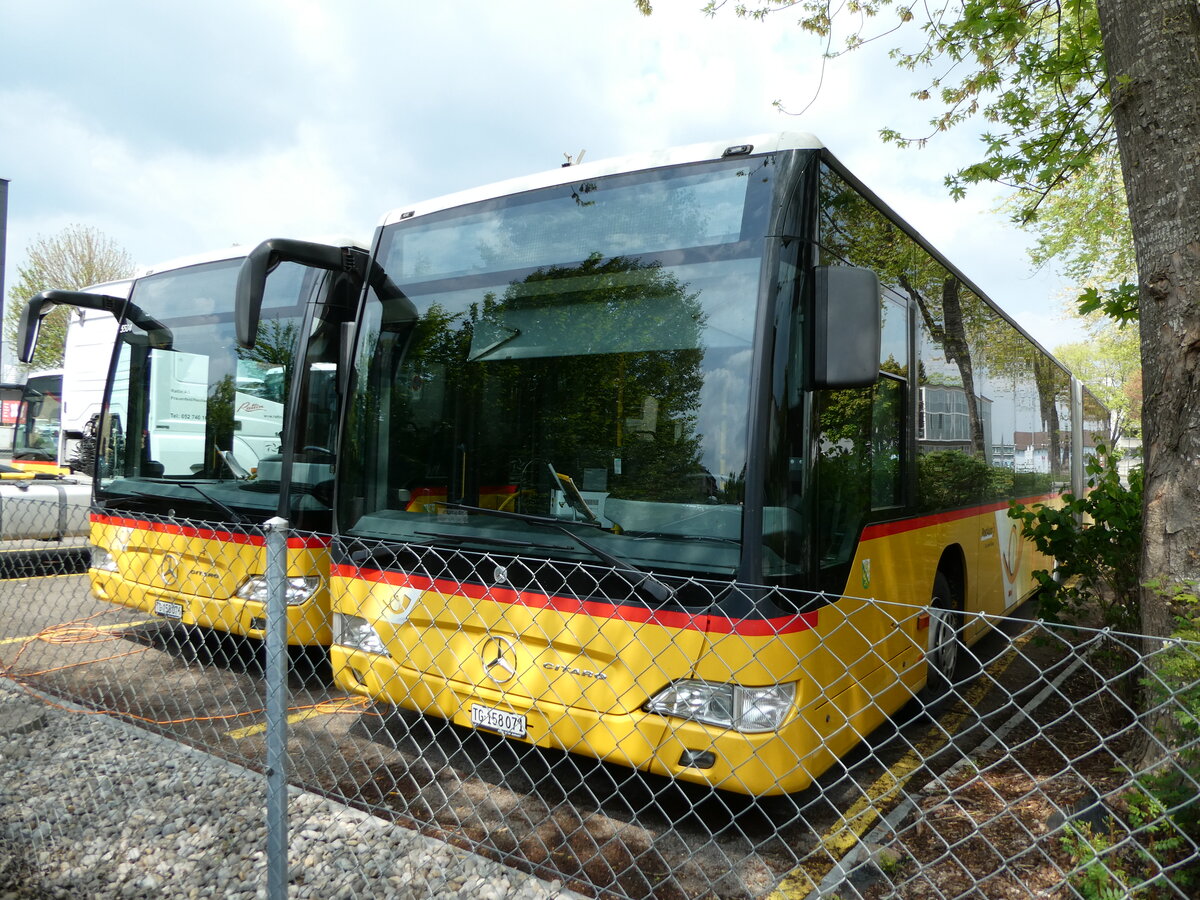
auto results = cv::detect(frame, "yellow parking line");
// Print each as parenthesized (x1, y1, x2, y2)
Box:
(225, 699, 363, 739)
(0, 619, 159, 646)
(770, 629, 1034, 899)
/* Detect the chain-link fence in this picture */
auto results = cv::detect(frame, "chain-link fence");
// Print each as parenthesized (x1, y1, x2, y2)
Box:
(2, 509, 1198, 899)
(0, 486, 91, 578)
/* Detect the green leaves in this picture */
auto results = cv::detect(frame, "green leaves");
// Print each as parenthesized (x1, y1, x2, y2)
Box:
(2, 224, 135, 371)
(1078, 283, 1140, 324)
(699, 0, 1141, 334)
(1009, 443, 1143, 630)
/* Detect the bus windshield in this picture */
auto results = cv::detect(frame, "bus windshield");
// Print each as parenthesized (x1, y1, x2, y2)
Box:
(339, 156, 777, 577)
(98, 258, 342, 525)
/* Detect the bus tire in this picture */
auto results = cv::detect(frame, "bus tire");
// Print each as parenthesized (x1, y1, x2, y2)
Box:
(920, 571, 961, 710)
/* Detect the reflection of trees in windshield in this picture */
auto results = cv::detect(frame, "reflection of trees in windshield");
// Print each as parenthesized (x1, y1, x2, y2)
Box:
(237, 319, 297, 405)
(1032, 354, 1068, 476)
(204, 374, 236, 478)
(820, 163, 1073, 509)
(242, 318, 297, 368)
(473, 173, 718, 275)
(388, 254, 727, 516)
(821, 173, 990, 457)
(906, 274, 985, 454)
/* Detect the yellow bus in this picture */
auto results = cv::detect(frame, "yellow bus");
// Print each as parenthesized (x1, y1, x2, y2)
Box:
(19, 240, 365, 648)
(8, 279, 132, 476)
(7, 371, 70, 475)
(249, 134, 1108, 794)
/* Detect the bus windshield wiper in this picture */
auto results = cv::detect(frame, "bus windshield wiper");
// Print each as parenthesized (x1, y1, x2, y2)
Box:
(620, 530, 741, 545)
(441, 503, 674, 603)
(553, 524, 675, 603)
(124, 484, 248, 524)
(180, 483, 248, 524)
(413, 531, 531, 550)
(99, 493, 155, 513)
(349, 540, 416, 567)
(348, 532, 530, 567)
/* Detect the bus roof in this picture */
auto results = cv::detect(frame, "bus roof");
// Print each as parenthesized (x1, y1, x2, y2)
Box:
(135, 235, 367, 279)
(80, 277, 134, 297)
(379, 132, 825, 227)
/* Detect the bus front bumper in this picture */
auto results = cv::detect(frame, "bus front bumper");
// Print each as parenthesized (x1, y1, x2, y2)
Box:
(90, 568, 331, 646)
(330, 643, 850, 796)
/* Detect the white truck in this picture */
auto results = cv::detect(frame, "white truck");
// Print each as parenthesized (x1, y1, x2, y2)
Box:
(112, 347, 285, 479)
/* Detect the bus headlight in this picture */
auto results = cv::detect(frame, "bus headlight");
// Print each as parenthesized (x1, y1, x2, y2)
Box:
(234, 575, 321, 607)
(645, 680, 796, 733)
(333, 613, 388, 656)
(90, 545, 119, 573)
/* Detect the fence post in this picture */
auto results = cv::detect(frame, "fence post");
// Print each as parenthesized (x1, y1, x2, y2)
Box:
(263, 515, 290, 900)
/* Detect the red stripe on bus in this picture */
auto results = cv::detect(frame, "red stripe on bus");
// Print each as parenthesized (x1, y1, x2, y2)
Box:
(89, 513, 331, 549)
(859, 493, 1059, 541)
(331, 564, 819, 636)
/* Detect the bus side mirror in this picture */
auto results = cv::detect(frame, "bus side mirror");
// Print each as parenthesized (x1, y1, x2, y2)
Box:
(16, 296, 49, 364)
(236, 239, 356, 348)
(812, 266, 881, 388)
(18, 290, 130, 364)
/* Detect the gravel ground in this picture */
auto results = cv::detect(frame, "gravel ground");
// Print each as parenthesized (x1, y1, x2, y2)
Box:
(0, 682, 584, 899)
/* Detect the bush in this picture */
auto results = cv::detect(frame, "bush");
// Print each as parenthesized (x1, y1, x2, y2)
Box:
(1008, 443, 1142, 631)
(1013, 448, 1200, 894)
(1134, 583, 1200, 893)
(1062, 597, 1200, 896)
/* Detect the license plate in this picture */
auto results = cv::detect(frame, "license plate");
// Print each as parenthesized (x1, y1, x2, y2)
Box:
(153, 600, 184, 619)
(470, 704, 527, 738)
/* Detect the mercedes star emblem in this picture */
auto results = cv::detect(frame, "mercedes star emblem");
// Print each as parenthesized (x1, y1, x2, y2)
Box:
(159, 553, 181, 587)
(480, 635, 518, 684)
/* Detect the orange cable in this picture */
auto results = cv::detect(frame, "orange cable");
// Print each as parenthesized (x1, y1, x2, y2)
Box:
(14, 646, 153, 676)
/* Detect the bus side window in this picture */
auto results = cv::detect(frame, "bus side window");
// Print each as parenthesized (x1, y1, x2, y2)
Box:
(815, 385, 872, 572)
(871, 376, 904, 509)
(816, 372, 904, 586)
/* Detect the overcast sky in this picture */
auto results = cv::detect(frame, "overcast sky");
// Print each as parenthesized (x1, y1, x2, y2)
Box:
(0, 0, 1083, 366)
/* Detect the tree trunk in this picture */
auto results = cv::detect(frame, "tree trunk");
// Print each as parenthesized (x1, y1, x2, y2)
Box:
(940, 277, 986, 457)
(1097, 0, 1200, 641)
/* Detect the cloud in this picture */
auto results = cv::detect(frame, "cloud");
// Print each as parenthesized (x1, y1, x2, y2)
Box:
(0, 89, 360, 268)
(0, 0, 1079, 357)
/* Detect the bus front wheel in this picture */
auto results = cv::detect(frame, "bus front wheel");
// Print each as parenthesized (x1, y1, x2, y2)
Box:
(920, 571, 961, 708)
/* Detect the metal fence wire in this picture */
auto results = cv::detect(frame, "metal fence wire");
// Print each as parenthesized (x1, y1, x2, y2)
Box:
(1, 511, 1198, 900)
